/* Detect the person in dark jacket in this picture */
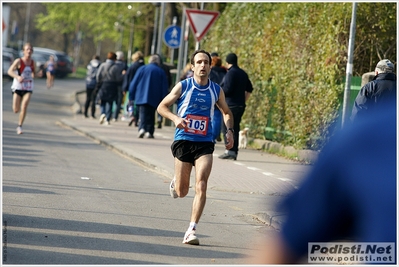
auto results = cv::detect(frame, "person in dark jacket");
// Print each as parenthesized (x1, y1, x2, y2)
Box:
(155, 53, 173, 129)
(96, 52, 124, 125)
(84, 55, 101, 119)
(128, 54, 169, 138)
(209, 55, 227, 142)
(219, 53, 253, 160)
(113, 51, 128, 122)
(350, 59, 396, 122)
(122, 51, 145, 126)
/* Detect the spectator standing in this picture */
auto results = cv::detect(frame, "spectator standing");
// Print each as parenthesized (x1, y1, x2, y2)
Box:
(128, 54, 168, 138)
(122, 51, 145, 126)
(96, 52, 124, 125)
(84, 55, 101, 119)
(45, 55, 56, 89)
(249, 96, 396, 264)
(219, 53, 253, 160)
(350, 59, 396, 122)
(209, 54, 227, 142)
(113, 51, 128, 122)
(157, 50, 234, 245)
(156, 54, 173, 129)
(7, 42, 35, 135)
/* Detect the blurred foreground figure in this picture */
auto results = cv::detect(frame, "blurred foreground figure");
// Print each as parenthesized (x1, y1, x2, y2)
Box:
(249, 97, 396, 264)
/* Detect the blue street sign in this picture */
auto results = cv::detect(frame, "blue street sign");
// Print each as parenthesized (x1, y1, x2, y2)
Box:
(163, 25, 181, 49)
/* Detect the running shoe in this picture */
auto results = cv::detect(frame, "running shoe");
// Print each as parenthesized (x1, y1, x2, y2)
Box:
(138, 129, 145, 138)
(144, 132, 154, 139)
(170, 179, 178, 199)
(99, 114, 106, 124)
(182, 230, 199, 245)
(16, 126, 23, 135)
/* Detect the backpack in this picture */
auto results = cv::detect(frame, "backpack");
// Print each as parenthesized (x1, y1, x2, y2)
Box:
(86, 62, 100, 88)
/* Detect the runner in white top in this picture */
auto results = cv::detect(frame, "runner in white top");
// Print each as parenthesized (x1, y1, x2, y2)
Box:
(7, 42, 35, 135)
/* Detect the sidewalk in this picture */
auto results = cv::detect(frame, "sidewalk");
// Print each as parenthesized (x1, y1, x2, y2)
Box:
(57, 114, 312, 229)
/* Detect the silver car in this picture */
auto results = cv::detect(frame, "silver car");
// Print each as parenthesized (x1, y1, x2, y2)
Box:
(2, 51, 14, 79)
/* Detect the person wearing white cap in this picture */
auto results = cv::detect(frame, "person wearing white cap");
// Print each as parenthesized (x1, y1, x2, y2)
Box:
(350, 59, 396, 122)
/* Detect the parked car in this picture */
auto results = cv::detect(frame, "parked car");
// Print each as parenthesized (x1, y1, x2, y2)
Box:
(26, 47, 73, 78)
(31, 53, 48, 78)
(2, 51, 13, 79)
(3, 47, 19, 61)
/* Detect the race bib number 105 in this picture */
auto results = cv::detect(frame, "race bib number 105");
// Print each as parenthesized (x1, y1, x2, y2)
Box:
(184, 115, 209, 136)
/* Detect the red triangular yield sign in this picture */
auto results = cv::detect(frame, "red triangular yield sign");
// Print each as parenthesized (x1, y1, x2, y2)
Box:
(185, 8, 220, 42)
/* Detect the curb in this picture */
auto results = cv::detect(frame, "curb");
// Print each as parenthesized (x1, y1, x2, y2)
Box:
(252, 139, 318, 164)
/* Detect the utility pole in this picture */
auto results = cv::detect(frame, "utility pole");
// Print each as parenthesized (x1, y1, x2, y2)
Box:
(170, 16, 177, 64)
(23, 3, 31, 44)
(156, 2, 165, 56)
(341, 2, 357, 128)
(151, 3, 160, 55)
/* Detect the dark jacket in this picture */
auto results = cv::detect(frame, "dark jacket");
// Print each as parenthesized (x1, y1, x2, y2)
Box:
(350, 72, 396, 122)
(209, 66, 227, 85)
(96, 59, 124, 102)
(128, 63, 169, 108)
(85, 59, 101, 88)
(220, 65, 253, 107)
(122, 59, 145, 93)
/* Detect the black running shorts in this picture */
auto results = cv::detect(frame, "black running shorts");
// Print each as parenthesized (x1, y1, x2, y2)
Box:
(12, 90, 32, 97)
(171, 140, 215, 165)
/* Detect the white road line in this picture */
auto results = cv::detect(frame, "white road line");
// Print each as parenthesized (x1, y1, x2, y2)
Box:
(247, 167, 262, 171)
(262, 172, 275, 176)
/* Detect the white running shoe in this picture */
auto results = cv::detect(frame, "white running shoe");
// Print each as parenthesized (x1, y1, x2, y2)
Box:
(170, 179, 178, 199)
(138, 129, 145, 138)
(99, 114, 106, 124)
(16, 126, 23, 135)
(182, 230, 199, 245)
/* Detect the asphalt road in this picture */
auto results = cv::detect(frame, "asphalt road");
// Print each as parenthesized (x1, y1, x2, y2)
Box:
(2, 77, 280, 265)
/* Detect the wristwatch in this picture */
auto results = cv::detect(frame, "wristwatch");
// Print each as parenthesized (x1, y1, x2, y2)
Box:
(227, 128, 234, 134)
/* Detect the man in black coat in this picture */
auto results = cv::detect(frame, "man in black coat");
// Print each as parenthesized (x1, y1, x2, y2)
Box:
(350, 59, 396, 122)
(219, 53, 253, 160)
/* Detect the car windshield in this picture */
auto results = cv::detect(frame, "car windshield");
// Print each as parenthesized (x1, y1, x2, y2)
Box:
(56, 54, 70, 62)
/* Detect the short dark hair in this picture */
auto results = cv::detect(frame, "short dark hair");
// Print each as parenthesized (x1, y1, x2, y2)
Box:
(190, 50, 212, 65)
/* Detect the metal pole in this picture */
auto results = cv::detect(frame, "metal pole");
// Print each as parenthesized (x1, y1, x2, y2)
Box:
(119, 25, 124, 51)
(23, 3, 31, 44)
(128, 18, 134, 65)
(177, 9, 186, 83)
(170, 16, 177, 65)
(156, 2, 165, 56)
(96, 41, 101, 56)
(151, 4, 160, 54)
(183, 19, 190, 68)
(341, 2, 357, 128)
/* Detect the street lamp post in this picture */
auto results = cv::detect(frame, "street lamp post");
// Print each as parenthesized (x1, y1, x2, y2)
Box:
(151, 3, 161, 54)
(114, 21, 123, 51)
(127, 5, 142, 65)
(23, 3, 31, 44)
(156, 2, 165, 56)
(128, 18, 134, 66)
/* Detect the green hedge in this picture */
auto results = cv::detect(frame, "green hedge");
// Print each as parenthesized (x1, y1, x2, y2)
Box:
(203, 2, 396, 150)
